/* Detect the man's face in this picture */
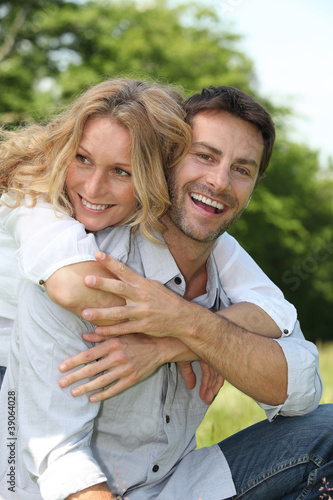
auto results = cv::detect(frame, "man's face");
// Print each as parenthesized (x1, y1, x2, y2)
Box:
(165, 110, 264, 243)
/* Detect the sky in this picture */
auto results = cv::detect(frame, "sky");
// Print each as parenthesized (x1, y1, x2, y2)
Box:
(213, 0, 333, 165)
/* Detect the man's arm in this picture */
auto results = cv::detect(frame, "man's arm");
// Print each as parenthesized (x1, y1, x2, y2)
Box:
(77, 255, 286, 405)
(59, 330, 225, 405)
(57, 272, 280, 404)
(78, 254, 322, 412)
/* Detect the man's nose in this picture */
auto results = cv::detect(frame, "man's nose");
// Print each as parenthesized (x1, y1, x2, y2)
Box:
(206, 164, 231, 191)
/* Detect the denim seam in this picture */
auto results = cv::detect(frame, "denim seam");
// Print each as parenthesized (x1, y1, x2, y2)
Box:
(295, 458, 327, 500)
(236, 454, 326, 498)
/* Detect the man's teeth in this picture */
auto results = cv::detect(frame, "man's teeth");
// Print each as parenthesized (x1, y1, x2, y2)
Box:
(191, 193, 224, 211)
(81, 198, 111, 210)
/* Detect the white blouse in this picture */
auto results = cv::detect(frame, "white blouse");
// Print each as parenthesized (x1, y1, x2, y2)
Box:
(0, 196, 296, 366)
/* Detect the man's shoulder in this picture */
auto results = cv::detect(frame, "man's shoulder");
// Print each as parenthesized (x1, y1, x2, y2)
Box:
(95, 225, 133, 260)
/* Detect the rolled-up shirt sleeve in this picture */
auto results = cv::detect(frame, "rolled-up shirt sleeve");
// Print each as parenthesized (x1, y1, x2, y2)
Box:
(1, 196, 99, 284)
(257, 321, 323, 421)
(213, 233, 297, 335)
(13, 281, 107, 499)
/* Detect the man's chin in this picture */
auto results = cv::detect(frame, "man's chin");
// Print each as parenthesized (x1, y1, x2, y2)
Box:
(179, 224, 227, 243)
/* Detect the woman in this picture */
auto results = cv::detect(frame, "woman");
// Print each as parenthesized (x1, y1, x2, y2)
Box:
(0, 77, 190, 380)
(0, 78, 295, 395)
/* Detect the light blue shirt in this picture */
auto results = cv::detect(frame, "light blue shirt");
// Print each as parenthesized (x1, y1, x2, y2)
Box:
(0, 226, 322, 500)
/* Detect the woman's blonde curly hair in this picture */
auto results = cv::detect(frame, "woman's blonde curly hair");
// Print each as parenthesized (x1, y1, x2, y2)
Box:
(0, 78, 191, 241)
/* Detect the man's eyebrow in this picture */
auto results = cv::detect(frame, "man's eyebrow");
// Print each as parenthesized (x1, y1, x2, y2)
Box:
(191, 141, 223, 157)
(192, 142, 259, 169)
(235, 157, 259, 170)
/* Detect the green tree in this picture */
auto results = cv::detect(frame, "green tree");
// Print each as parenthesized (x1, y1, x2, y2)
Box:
(0, 0, 255, 121)
(0, 0, 75, 122)
(229, 139, 333, 342)
(1, 0, 332, 341)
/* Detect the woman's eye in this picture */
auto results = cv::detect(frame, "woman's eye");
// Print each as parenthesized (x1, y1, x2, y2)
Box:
(115, 167, 131, 177)
(198, 153, 212, 161)
(76, 154, 90, 165)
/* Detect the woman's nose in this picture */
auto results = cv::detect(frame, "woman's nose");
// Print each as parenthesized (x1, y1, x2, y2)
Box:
(84, 171, 108, 199)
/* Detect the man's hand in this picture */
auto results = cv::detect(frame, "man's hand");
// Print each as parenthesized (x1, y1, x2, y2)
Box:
(58, 332, 224, 404)
(78, 253, 287, 406)
(81, 252, 192, 339)
(199, 361, 225, 404)
(59, 333, 167, 401)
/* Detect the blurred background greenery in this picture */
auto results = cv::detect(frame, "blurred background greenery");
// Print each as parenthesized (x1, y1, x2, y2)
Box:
(1, 0, 332, 343)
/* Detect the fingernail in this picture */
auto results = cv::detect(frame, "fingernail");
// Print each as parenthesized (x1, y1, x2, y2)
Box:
(85, 275, 96, 286)
(72, 388, 80, 396)
(82, 310, 92, 320)
(59, 378, 68, 388)
(95, 251, 106, 260)
(90, 395, 97, 402)
(59, 363, 67, 372)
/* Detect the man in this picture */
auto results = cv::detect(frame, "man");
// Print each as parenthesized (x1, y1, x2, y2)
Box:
(0, 87, 331, 500)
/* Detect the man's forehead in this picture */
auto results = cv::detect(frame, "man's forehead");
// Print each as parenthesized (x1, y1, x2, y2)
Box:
(191, 110, 263, 148)
(191, 109, 251, 131)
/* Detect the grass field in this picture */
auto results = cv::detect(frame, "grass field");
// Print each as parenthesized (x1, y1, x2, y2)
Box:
(196, 341, 333, 448)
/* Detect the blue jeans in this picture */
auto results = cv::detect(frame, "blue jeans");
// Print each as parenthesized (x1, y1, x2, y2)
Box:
(219, 405, 333, 499)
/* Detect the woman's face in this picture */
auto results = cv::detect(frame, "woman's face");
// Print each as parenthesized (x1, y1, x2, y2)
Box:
(66, 116, 138, 232)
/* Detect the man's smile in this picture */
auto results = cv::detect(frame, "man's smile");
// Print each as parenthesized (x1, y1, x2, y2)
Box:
(190, 192, 225, 214)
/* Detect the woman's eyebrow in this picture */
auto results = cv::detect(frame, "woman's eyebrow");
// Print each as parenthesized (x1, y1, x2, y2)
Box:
(77, 144, 91, 155)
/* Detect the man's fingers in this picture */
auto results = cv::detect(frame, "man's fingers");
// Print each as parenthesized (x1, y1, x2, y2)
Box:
(59, 343, 108, 373)
(212, 375, 225, 395)
(95, 252, 146, 287)
(82, 332, 109, 342)
(177, 361, 196, 390)
(59, 355, 111, 389)
(84, 274, 133, 299)
(81, 305, 132, 323)
(69, 370, 116, 397)
(89, 377, 136, 402)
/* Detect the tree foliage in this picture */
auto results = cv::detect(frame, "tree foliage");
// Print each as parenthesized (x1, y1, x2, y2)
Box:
(1, 0, 332, 341)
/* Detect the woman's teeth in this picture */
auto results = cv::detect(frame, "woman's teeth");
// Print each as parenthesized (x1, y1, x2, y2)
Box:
(81, 197, 111, 211)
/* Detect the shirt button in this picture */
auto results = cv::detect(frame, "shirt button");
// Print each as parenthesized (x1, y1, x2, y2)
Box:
(39, 279, 45, 286)
(166, 415, 170, 423)
(174, 277, 182, 285)
(283, 329, 289, 334)
(152, 465, 159, 473)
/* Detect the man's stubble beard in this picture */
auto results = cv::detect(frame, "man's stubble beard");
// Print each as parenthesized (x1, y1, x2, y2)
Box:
(166, 176, 246, 244)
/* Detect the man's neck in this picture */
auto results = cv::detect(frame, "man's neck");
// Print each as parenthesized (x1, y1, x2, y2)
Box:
(161, 215, 215, 300)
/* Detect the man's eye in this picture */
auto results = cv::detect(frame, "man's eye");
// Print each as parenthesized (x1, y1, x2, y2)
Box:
(235, 166, 249, 176)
